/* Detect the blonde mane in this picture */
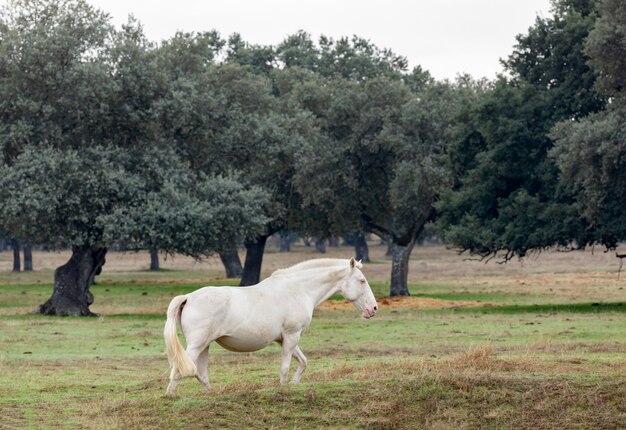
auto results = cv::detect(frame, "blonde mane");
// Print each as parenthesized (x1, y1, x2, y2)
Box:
(270, 258, 361, 277)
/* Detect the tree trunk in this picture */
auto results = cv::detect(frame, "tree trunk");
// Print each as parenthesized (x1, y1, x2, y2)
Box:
(354, 232, 370, 263)
(11, 239, 20, 272)
(389, 239, 415, 296)
(343, 234, 356, 246)
(11, 239, 22, 272)
(23, 244, 33, 271)
(219, 248, 243, 278)
(385, 238, 393, 257)
(149, 248, 160, 271)
(37, 246, 107, 316)
(314, 237, 326, 253)
(240, 235, 268, 286)
(279, 232, 291, 252)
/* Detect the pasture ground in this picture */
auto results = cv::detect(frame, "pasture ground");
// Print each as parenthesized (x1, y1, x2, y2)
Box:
(0, 243, 625, 429)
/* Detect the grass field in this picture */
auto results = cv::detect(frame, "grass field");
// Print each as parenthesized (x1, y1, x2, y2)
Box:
(0, 243, 625, 429)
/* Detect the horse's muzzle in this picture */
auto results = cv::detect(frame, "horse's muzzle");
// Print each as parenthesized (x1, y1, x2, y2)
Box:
(362, 305, 378, 319)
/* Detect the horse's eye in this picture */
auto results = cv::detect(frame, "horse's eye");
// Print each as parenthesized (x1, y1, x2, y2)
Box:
(360, 279, 366, 284)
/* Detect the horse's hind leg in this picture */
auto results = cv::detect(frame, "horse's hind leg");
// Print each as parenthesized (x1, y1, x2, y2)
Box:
(166, 341, 211, 395)
(290, 345, 308, 384)
(194, 344, 211, 391)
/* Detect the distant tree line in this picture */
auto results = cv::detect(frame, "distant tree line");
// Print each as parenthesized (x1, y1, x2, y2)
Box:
(0, 0, 623, 316)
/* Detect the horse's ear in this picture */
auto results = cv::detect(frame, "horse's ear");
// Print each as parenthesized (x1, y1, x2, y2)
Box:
(350, 257, 356, 269)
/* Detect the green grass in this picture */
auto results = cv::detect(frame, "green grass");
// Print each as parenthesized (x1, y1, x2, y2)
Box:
(1, 271, 625, 429)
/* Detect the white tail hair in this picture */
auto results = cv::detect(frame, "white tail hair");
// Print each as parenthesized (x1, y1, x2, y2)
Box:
(163, 295, 197, 378)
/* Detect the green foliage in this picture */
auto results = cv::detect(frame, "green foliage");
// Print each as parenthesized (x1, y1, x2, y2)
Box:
(550, 105, 626, 248)
(583, 0, 626, 97)
(435, 80, 590, 258)
(3, 0, 623, 284)
(158, 30, 224, 75)
(104, 17, 162, 147)
(277, 31, 409, 80)
(106, 172, 270, 257)
(293, 75, 457, 243)
(0, 1, 270, 260)
(0, 145, 269, 256)
(190, 64, 318, 235)
(549, 0, 626, 248)
(504, 0, 604, 118)
(0, 145, 137, 247)
(226, 33, 276, 75)
(435, 0, 608, 258)
(0, 0, 112, 159)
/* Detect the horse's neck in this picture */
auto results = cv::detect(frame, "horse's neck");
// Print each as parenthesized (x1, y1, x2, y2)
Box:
(287, 269, 345, 309)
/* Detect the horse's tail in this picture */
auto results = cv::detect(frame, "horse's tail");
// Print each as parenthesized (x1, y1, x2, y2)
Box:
(164, 295, 197, 378)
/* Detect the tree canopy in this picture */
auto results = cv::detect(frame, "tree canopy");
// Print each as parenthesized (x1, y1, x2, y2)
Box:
(434, 0, 608, 260)
(1, 0, 624, 314)
(292, 73, 458, 295)
(550, 0, 626, 248)
(0, 0, 269, 315)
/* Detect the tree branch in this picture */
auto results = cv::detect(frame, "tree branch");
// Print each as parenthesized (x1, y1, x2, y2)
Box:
(361, 214, 391, 239)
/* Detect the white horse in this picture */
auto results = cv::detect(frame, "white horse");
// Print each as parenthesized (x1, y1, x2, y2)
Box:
(163, 257, 378, 395)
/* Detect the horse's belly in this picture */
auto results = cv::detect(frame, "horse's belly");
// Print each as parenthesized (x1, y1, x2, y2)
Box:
(215, 335, 274, 352)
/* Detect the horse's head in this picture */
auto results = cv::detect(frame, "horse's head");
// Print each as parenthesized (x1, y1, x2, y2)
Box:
(340, 257, 378, 319)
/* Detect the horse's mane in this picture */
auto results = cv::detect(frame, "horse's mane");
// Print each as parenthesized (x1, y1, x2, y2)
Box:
(270, 258, 361, 277)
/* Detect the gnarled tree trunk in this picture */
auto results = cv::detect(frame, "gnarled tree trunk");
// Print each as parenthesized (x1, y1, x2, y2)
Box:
(368, 208, 433, 297)
(219, 248, 243, 278)
(11, 239, 20, 272)
(23, 244, 33, 271)
(389, 239, 415, 296)
(354, 232, 370, 263)
(37, 245, 107, 316)
(149, 248, 160, 271)
(314, 237, 326, 253)
(239, 235, 268, 286)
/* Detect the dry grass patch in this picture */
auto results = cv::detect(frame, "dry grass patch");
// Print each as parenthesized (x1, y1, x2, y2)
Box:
(307, 345, 626, 387)
(101, 370, 626, 430)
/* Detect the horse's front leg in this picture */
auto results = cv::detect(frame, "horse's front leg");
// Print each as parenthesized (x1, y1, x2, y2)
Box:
(279, 332, 301, 384)
(291, 345, 308, 384)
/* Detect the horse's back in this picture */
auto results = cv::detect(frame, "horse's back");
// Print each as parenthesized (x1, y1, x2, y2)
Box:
(180, 284, 288, 328)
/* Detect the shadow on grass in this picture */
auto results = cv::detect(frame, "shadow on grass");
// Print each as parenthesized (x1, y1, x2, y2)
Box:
(454, 302, 626, 314)
(411, 292, 513, 302)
